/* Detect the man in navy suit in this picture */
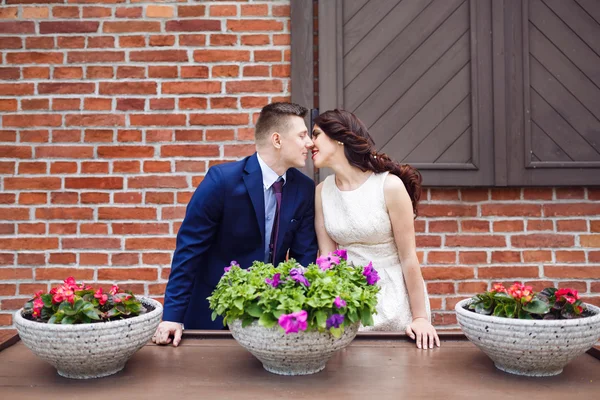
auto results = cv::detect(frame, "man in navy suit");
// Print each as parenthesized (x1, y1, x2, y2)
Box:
(152, 102, 318, 346)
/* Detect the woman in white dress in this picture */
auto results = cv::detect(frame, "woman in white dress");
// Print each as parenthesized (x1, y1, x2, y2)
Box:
(312, 109, 439, 350)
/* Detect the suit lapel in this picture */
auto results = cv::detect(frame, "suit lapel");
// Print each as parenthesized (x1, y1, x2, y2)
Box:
(276, 170, 298, 258)
(243, 153, 265, 242)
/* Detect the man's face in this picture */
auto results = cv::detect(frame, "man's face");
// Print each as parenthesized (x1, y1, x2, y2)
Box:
(278, 116, 314, 169)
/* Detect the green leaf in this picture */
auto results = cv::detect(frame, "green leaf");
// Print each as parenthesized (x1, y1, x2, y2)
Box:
(73, 299, 84, 314)
(522, 299, 551, 315)
(58, 302, 77, 316)
(315, 310, 327, 328)
(347, 309, 358, 323)
(504, 302, 516, 318)
(360, 308, 374, 327)
(518, 309, 533, 319)
(493, 304, 505, 317)
(48, 315, 58, 324)
(330, 327, 342, 338)
(41, 294, 53, 308)
(258, 312, 277, 328)
(245, 303, 263, 318)
(242, 317, 254, 328)
(61, 315, 76, 324)
(211, 311, 218, 321)
(83, 306, 100, 320)
(234, 297, 244, 310)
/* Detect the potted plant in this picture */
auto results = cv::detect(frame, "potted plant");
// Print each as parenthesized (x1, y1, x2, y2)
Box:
(14, 277, 162, 379)
(455, 282, 600, 376)
(208, 250, 380, 375)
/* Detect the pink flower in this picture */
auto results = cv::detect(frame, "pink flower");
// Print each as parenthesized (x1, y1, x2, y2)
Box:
(278, 310, 308, 334)
(94, 288, 108, 306)
(333, 249, 347, 260)
(316, 252, 341, 271)
(63, 277, 78, 290)
(556, 288, 579, 304)
(362, 262, 380, 285)
(109, 285, 119, 296)
(333, 296, 346, 309)
(32, 297, 44, 318)
(492, 283, 507, 294)
(113, 296, 122, 303)
(507, 282, 533, 301)
(265, 273, 281, 288)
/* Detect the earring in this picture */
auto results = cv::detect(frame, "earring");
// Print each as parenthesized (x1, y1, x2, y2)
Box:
(337, 141, 344, 146)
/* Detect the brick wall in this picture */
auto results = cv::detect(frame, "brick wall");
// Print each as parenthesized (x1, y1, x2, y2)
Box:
(1, 1, 599, 330)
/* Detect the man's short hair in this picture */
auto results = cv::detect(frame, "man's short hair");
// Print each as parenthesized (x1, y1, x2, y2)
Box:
(255, 102, 308, 144)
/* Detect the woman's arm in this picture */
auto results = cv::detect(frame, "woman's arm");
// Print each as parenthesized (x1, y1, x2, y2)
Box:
(384, 174, 440, 349)
(315, 182, 337, 256)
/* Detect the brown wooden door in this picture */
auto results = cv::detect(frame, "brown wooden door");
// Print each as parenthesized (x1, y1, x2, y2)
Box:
(318, 0, 495, 186)
(504, 0, 600, 185)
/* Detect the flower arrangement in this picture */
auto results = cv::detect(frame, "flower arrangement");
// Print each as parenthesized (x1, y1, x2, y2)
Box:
(22, 277, 146, 324)
(467, 282, 590, 319)
(208, 250, 380, 338)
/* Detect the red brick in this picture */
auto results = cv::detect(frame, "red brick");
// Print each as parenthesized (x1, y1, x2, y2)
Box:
(194, 50, 250, 62)
(491, 251, 521, 263)
(25, 37, 53, 49)
(40, 21, 98, 34)
(87, 36, 115, 49)
(125, 238, 176, 250)
(50, 192, 78, 204)
(526, 219, 553, 231)
(5, 177, 60, 190)
(457, 281, 487, 294)
(143, 161, 171, 173)
(49, 223, 76, 235)
(49, 161, 76, 174)
(446, 235, 506, 247)
(178, 5, 206, 17)
(18, 161, 46, 173)
(0, 67, 20, 80)
(241, 4, 268, 16)
(80, 193, 110, 204)
(67, 51, 124, 63)
(511, 234, 574, 248)
(99, 82, 156, 95)
(54, 66, 83, 79)
(0, 7, 18, 18)
(254, 50, 281, 62)
(114, 192, 142, 204)
(210, 34, 237, 46)
(62, 238, 120, 250)
(581, 235, 600, 247)
(115, 7, 142, 18)
(545, 266, 600, 279)
(98, 268, 157, 281)
(209, 5, 237, 17)
(523, 250, 552, 262)
(206, 129, 234, 141)
(116, 98, 145, 111)
(0, 21, 35, 34)
(166, 19, 220, 32)
(273, 5, 290, 17)
(419, 205, 477, 217)
(119, 35, 146, 47)
(52, 98, 80, 111)
(0, 194, 15, 205)
(130, 50, 188, 62)
(36, 208, 93, 220)
(36, 268, 94, 280)
(84, 98, 112, 111)
(0, 36, 22, 50)
(0, 146, 32, 158)
(18, 223, 46, 235)
(104, 21, 161, 33)
(18, 192, 46, 205)
(227, 20, 283, 32)
(558, 219, 588, 232)
(128, 176, 187, 189)
(461, 220, 490, 233)
(163, 81, 220, 95)
(0, 238, 57, 251)
(65, 114, 125, 127)
(0, 284, 16, 296)
(97, 207, 156, 220)
(149, 66, 178, 78)
(179, 34, 206, 46)
(243, 65, 269, 77)
(179, 98, 208, 110)
(180, 66, 209, 79)
(130, 114, 186, 127)
(81, 161, 109, 173)
(144, 253, 172, 265)
(556, 251, 586, 263)
(0, 83, 34, 96)
(226, 80, 283, 93)
(522, 188, 553, 200)
(112, 223, 170, 235)
(0, 267, 31, 279)
(544, 204, 600, 216)
(189, 113, 248, 126)
(22, 67, 49, 79)
(241, 34, 270, 46)
(422, 267, 474, 280)
(415, 235, 442, 247)
(0, 99, 17, 112)
(36, 146, 94, 158)
(146, 192, 175, 204)
(556, 187, 585, 199)
(150, 35, 175, 47)
(240, 96, 268, 109)
(111, 253, 139, 266)
(459, 189, 489, 202)
(479, 267, 539, 279)
(273, 34, 290, 46)
(493, 220, 524, 232)
(38, 83, 94, 94)
(63, 177, 123, 190)
(0, 207, 29, 221)
(82, 6, 112, 18)
(490, 188, 521, 200)
(481, 204, 542, 217)
(48, 253, 76, 265)
(224, 144, 255, 157)
(426, 251, 456, 264)
(57, 36, 85, 48)
(212, 65, 239, 78)
(113, 161, 140, 173)
(79, 253, 108, 266)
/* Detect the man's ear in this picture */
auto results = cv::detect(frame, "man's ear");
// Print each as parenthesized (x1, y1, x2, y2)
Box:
(271, 132, 281, 149)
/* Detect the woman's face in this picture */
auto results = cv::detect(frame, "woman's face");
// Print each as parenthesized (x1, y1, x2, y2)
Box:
(311, 124, 342, 169)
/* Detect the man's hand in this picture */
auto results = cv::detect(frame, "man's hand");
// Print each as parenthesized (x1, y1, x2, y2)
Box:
(152, 321, 183, 347)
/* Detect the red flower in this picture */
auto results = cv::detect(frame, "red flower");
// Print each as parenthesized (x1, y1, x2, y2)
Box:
(32, 297, 44, 318)
(94, 288, 108, 306)
(556, 288, 579, 304)
(113, 296, 122, 303)
(507, 282, 533, 300)
(63, 277, 78, 290)
(492, 283, 507, 293)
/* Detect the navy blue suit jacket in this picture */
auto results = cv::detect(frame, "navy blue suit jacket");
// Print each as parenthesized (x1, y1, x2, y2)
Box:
(163, 153, 318, 329)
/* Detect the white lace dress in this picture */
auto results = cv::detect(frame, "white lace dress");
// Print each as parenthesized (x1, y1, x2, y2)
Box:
(321, 172, 431, 331)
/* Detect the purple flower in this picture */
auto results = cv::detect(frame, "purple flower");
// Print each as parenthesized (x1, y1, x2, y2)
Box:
(334, 296, 347, 309)
(316, 252, 341, 271)
(363, 262, 380, 285)
(326, 314, 344, 329)
(278, 310, 308, 334)
(333, 249, 347, 260)
(224, 266, 231, 273)
(265, 273, 281, 288)
(289, 268, 310, 287)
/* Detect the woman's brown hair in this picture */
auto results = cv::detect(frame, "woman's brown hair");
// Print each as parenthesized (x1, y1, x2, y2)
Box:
(314, 109, 422, 217)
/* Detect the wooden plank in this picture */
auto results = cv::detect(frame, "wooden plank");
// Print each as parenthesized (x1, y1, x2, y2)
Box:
(492, 0, 508, 185)
(529, 24, 600, 121)
(343, 0, 370, 24)
(529, 0, 600, 88)
(531, 122, 573, 162)
(0, 330, 18, 353)
(530, 88, 600, 161)
(384, 64, 471, 160)
(354, 4, 469, 126)
(436, 128, 472, 163)
(575, 0, 600, 25)
(343, 0, 434, 88)
(291, 0, 315, 179)
(530, 57, 600, 155)
(405, 96, 471, 163)
(344, 0, 463, 110)
(543, 0, 600, 56)
(319, 0, 343, 111)
(343, 0, 402, 55)
(368, 33, 470, 148)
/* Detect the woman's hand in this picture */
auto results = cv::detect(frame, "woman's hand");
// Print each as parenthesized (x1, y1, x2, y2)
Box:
(406, 317, 440, 349)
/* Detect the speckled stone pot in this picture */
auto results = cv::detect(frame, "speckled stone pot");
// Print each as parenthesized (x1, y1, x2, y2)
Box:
(456, 298, 600, 376)
(229, 319, 359, 375)
(14, 297, 162, 379)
